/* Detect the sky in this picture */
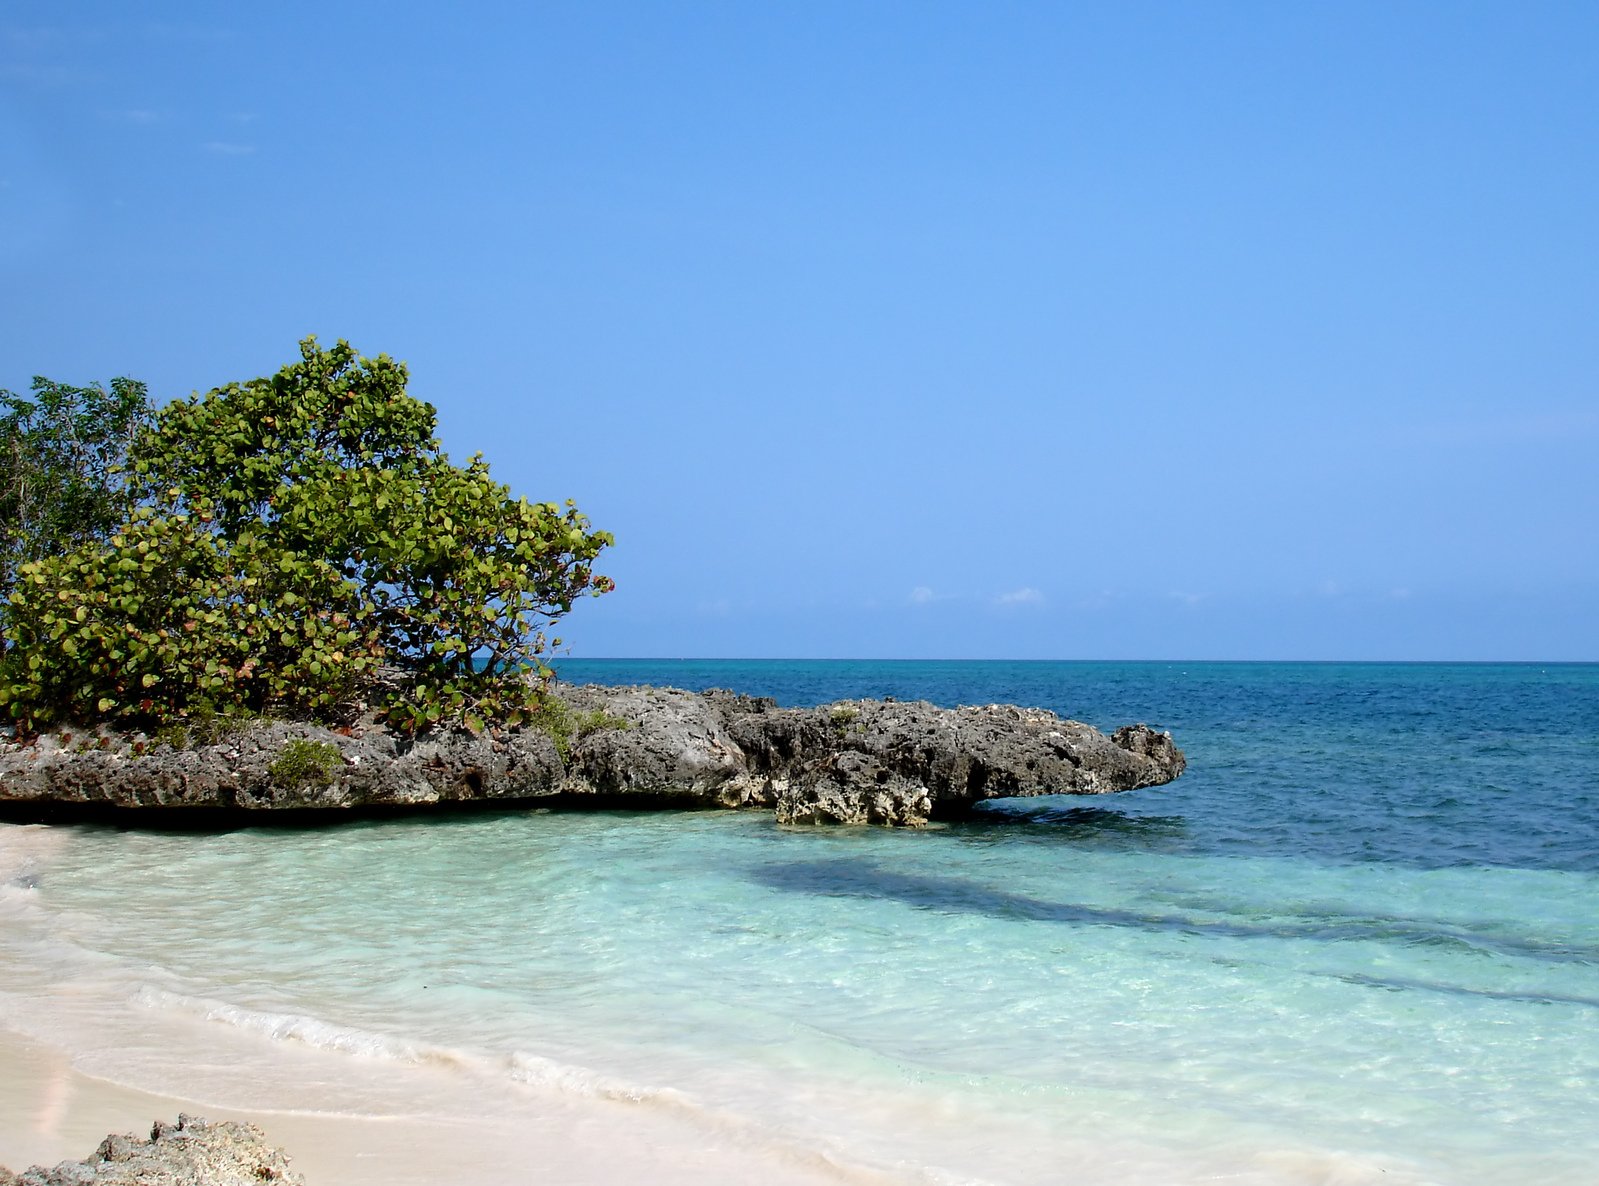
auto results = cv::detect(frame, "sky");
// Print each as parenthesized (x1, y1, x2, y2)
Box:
(2, 2, 1595, 660)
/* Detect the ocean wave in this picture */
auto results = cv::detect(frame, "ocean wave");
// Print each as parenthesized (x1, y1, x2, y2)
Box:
(131, 988, 931, 1183)
(505, 1050, 962, 1185)
(136, 988, 714, 1118)
(504, 1048, 691, 1105)
(131, 987, 474, 1069)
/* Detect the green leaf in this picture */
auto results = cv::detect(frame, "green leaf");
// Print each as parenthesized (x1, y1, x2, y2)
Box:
(1, 336, 611, 733)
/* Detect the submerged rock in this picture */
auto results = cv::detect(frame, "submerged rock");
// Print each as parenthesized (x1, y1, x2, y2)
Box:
(0, 685, 1184, 827)
(0, 1114, 303, 1186)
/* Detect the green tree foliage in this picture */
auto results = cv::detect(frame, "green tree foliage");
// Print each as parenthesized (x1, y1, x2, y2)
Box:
(1, 510, 381, 727)
(0, 338, 612, 734)
(0, 376, 154, 602)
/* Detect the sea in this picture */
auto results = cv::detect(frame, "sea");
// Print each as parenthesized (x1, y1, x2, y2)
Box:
(1, 660, 1596, 1185)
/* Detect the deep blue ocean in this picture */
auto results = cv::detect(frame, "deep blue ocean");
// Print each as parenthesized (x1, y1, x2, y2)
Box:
(556, 659, 1599, 871)
(3, 660, 1596, 1185)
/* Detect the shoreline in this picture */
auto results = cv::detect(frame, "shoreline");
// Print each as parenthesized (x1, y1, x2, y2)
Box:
(11, 652, 1593, 1185)
(0, 821, 884, 1186)
(0, 1025, 871, 1186)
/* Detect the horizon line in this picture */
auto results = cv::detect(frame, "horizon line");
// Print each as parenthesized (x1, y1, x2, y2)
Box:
(549, 656, 1599, 666)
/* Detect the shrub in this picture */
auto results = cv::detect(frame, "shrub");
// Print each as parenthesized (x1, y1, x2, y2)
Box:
(531, 698, 631, 761)
(0, 510, 381, 732)
(0, 338, 611, 734)
(267, 738, 343, 790)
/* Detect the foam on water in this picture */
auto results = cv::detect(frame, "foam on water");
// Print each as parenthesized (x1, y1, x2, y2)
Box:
(130, 987, 474, 1069)
(2, 662, 1596, 1184)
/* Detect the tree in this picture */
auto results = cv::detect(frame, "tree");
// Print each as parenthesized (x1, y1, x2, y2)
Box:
(0, 376, 153, 604)
(0, 338, 612, 733)
(0, 509, 382, 727)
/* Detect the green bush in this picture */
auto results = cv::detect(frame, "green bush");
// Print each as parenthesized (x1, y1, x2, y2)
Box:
(267, 738, 343, 790)
(0, 509, 381, 731)
(0, 338, 612, 734)
(531, 698, 631, 761)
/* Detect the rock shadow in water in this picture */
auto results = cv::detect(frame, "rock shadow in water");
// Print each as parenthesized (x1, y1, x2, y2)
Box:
(1324, 971, 1599, 1011)
(960, 802, 1189, 845)
(747, 856, 1599, 968)
(751, 856, 1276, 935)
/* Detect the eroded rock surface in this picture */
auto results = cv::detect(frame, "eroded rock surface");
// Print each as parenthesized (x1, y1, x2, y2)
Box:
(0, 1115, 302, 1186)
(0, 685, 1184, 826)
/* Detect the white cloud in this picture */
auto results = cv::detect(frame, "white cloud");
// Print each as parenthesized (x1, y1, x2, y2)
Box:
(1167, 590, 1207, 606)
(909, 586, 936, 604)
(202, 140, 255, 156)
(995, 587, 1044, 607)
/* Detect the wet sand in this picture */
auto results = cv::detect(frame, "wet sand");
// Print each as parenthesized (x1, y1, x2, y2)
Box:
(0, 1027, 865, 1186)
(0, 824, 889, 1186)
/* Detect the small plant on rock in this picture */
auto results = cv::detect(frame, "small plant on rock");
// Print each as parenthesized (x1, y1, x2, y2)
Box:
(267, 738, 343, 790)
(530, 698, 631, 761)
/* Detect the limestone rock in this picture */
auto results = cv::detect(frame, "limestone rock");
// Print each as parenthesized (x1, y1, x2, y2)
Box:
(0, 684, 1184, 827)
(1, 1114, 303, 1186)
(557, 684, 749, 803)
(774, 751, 934, 826)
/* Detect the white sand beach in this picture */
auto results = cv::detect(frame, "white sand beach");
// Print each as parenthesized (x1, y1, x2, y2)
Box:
(0, 1026, 864, 1186)
(0, 823, 877, 1186)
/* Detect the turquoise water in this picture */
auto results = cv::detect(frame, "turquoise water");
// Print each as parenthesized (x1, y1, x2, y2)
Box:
(2, 661, 1596, 1184)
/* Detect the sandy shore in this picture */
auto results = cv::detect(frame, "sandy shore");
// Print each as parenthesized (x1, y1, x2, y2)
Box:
(0, 824, 901, 1186)
(0, 1027, 872, 1186)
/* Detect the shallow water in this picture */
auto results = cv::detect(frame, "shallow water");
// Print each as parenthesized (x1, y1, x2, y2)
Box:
(2, 661, 1596, 1184)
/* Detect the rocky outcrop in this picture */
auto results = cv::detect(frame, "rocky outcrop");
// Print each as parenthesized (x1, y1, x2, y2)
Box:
(0, 686, 1184, 827)
(711, 697, 1185, 823)
(0, 1115, 302, 1186)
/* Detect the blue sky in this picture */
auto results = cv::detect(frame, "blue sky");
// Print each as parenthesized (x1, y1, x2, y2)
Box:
(3, 3, 1595, 660)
